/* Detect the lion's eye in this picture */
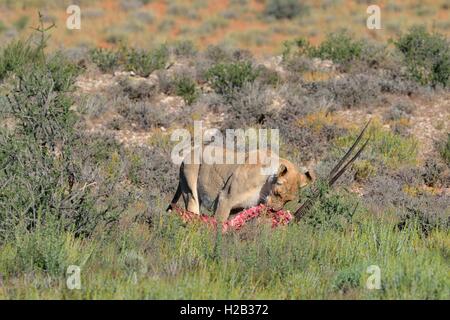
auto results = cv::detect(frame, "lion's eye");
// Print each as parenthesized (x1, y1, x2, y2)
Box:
(276, 181, 283, 186)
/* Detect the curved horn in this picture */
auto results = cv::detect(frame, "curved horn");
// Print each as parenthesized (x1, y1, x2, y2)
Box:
(294, 120, 371, 221)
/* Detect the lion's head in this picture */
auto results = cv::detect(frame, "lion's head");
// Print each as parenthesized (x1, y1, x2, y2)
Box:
(266, 161, 315, 211)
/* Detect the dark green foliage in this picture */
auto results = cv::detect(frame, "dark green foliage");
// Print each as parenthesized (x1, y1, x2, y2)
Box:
(0, 40, 40, 80)
(124, 45, 169, 77)
(172, 40, 198, 58)
(90, 45, 169, 77)
(206, 61, 259, 100)
(333, 268, 361, 293)
(13, 15, 29, 31)
(46, 52, 82, 92)
(174, 76, 199, 105)
(440, 134, 450, 166)
(90, 47, 120, 73)
(283, 32, 408, 75)
(0, 21, 119, 245)
(1, 61, 87, 242)
(311, 31, 364, 65)
(0, 20, 6, 33)
(302, 182, 362, 231)
(264, 0, 307, 20)
(395, 26, 450, 87)
(422, 159, 445, 187)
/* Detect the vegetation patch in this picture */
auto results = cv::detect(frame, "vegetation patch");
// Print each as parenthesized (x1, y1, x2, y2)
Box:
(395, 26, 450, 87)
(264, 0, 308, 20)
(335, 121, 418, 168)
(206, 61, 259, 101)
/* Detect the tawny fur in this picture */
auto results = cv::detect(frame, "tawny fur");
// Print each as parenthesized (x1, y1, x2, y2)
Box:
(169, 147, 314, 223)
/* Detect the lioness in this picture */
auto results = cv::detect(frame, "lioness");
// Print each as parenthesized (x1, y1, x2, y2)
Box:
(168, 146, 314, 223)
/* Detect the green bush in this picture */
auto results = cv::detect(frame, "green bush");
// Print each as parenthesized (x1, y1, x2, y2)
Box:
(332, 268, 362, 293)
(302, 181, 362, 231)
(312, 31, 364, 66)
(90, 45, 170, 76)
(283, 31, 365, 71)
(395, 26, 450, 87)
(440, 134, 450, 166)
(8, 217, 69, 276)
(174, 76, 199, 105)
(13, 15, 29, 31)
(0, 21, 118, 243)
(0, 20, 6, 33)
(124, 45, 169, 77)
(90, 47, 120, 73)
(206, 61, 259, 100)
(47, 52, 81, 92)
(264, 0, 307, 20)
(0, 55, 98, 242)
(172, 40, 197, 58)
(0, 40, 40, 80)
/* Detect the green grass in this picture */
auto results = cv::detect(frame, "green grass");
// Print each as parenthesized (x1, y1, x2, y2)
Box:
(0, 206, 448, 299)
(335, 121, 419, 168)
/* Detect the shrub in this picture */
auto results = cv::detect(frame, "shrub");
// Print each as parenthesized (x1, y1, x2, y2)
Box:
(124, 45, 169, 77)
(8, 217, 69, 276)
(257, 65, 281, 87)
(395, 27, 450, 87)
(397, 196, 450, 236)
(332, 268, 361, 293)
(0, 62, 89, 241)
(440, 134, 450, 166)
(283, 32, 375, 72)
(303, 182, 362, 231)
(353, 160, 377, 182)
(46, 52, 81, 92)
(89, 48, 120, 73)
(206, 61, 259, 100)
(0, 40, 40, 80)
(383, 100, 415, 122)
(125, 146, 178, 195)
(203, 44, 233, 64)
(0, 20, 6, 33)
(0, 22, 119, 243)
(117, 100, 171, 130)
(171, 40, 197, 58)
(174, 76, 199, 105)
(318, 73, 382, 109)
(222, 82, 272, 129)
(13, 15, 29, 31)
(264, 0, 307, 20)
(311, 31, 364, 67)
(118, 76, 159, 100)
(422, 159, 446, 187)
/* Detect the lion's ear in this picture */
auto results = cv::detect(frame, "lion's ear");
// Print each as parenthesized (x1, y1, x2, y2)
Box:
(277, 164, 288, 177)
(305, 170, 315, 182)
